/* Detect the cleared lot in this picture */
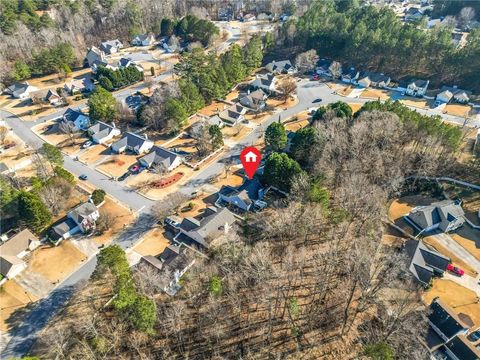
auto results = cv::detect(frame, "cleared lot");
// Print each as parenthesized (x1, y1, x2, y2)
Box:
(78, 144, 110, 165)
(423, 279, 480, 327)
(133, 228, 170, 257)
(0, 280, 37, 331)
(360, 88, 391, 100)
(96, 153, 139, 178)
(444, 104, 471, 117)
(28, 242, 87, 284)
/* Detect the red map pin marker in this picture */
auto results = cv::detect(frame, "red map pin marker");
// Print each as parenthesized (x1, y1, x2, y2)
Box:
(240, 146, 261, 180)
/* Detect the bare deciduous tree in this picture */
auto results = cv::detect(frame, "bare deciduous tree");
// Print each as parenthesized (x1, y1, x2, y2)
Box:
(277, 76, 297, 103)
(329, 61, 342, 79)
(59, 119, 78, 146)
(294, 49, 319, 74)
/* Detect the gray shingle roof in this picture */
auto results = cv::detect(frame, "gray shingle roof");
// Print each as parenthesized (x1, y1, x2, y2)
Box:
(140, 146, 180, 168)
(266, 60, 294, 73)
(407, 200, 465, 232)
(69, 202, 97, 224)
(63, 108, 88, 123)
(112, 132, 150, 151)
(404, 239, 450, 285)
(0, 229, 39, 257)
(0, 255, 24, 277)
(52, 218, 78, 238)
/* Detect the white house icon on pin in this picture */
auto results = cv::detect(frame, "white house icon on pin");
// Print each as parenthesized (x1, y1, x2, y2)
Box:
(245, 151, 257, 162)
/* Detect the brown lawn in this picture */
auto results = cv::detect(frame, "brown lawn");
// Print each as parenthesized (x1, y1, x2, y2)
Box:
(423, 236, 476, 276)
(29, 242, 87, 284)
(423, 279, 480, 327)
(133, 228, 170, 257)
(222, 124, 251, 140)
(96, 154, 139, 178)
(198, 101, 229, 117)
(35, 121, 87, 154)
(388, 199, 414, 221)
(0, 280, 38, 331)
(0, 133, 32, 168)
(401, 97, 429, 109)
(285, 119, 309, 132)
(339, 86, 355, 96)
(93, 198, 135, 245)
(225, 89, 240, 102)
(245, 112, 270, 124)
(79, 144, 110, 165)
(51, 187, 89, 223)
(141, 165, 195, 200)
(444, 104, 471, 117)
(347, 103, 363, 114)
(266, 96, 298, 109)
(361, 88, 391, 100)
(451, 229, 480, 262)
(166, 136, 198, 154)
(212, 168, 245, 189)
(27, 68, 91, 89)
(126, 170, 162, 187)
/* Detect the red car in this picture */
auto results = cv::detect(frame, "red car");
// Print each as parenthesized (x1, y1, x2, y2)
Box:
(447, 264, 464, 276)
(130, 165, 140, 173)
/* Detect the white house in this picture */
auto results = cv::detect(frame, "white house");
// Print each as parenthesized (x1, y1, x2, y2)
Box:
(85, 46, 106, 67)
(100, 39, 123, 55)
(63, 108, 91, 131)
(4, 82, 39, 99)
(251, 74, 278, 94)
(88, 121, 121, 144)
(405, 79, 430, 97)
(51, 202, 99, 242)
(239, 89, 268, 111)
(64, 78, 95, 95)
(111, 132, 154, 154)
(139, 146, 182, 171)
(0, 229, 40, 279)
(436, 86, 472, 104)
(132, 34, 155, 46)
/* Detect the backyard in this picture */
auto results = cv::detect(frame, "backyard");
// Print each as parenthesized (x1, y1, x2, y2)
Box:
(93, 197, 135, 245)
(133, 228, 171, 257)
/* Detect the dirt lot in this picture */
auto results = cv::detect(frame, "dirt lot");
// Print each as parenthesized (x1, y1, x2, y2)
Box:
(78, 144, 110, 165)
(225, 89, 240, 102)
(444, 104, 472, 117)
(93, 198, 135, 245)
(222, 124, 251, 140)
(0, 280, 38, 331)
(28, 241, 87, 284)
(423, 279, 480, 327)
(400, 97, 430, 109)
(133, 228, 170, 257)
(423, 236, 476, 276)
(34, 121, 88, 155)
(339, 85, 355, 97)
(198, 100, 229, 117)
(96, 153, 139, 178)
(360, 88, 391, 100)
(266, 96, 298, 109)
(451, 228, 480, 262)
(166, 136, 198, 155)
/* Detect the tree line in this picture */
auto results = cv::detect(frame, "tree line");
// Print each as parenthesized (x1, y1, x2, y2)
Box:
(96, 65, 144, 91)
(0, 0, 54, 35)
(277, 0, 480, 91)
(160, 14, 219, 47)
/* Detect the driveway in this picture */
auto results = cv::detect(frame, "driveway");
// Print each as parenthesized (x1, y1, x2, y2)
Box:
(433, 232, 480, 274)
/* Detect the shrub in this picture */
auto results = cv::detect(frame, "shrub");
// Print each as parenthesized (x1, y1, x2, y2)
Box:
(209, 276, 223, 296)
(91, 189, 106, 205)
(54, 166, 75, 183)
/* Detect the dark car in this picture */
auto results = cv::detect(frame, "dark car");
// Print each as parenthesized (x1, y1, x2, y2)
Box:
(468, 329, 480, 342)
(312, 98, 322, 103)
(79, 174, 88, 180)
(118, 173, 130, 181)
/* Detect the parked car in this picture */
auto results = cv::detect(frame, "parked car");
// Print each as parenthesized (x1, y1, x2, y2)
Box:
(312, 98, 322, 103)
(312, 74, 319, 81)
(468, 329, 480, 342)
(130, 164, 140, 173)
(164, 217, 180, 229)
(82, 141, 93, 149)
(447, 264, 464, 276)
(79, 174, 88, 180)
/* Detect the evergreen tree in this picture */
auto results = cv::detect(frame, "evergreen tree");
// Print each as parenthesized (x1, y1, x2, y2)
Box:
(209, 125, 224, 150)
(18, 191, 52, 232)
(10, 60, 31, 81)
(88, 86, 118, 122)
(263, 152, 303, 191)
(265, 122, 287, 152)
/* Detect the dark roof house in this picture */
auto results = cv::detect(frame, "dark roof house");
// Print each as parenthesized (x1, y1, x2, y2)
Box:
(429, 298, 470, 342)
(175, 207, 237, 248)
(404, 239, 450, 286)
(216, 178, 266, 212)
(139, 146, 182, 171)
(265, 60, 296, 74)
(406, 200, 465, 233)
(111, 132, 154, 154)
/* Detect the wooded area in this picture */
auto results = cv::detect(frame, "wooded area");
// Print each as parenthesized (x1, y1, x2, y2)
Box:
(31, 101, 472, 359)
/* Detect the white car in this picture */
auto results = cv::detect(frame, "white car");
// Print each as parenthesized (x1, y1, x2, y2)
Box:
(82, 141, 93, 149)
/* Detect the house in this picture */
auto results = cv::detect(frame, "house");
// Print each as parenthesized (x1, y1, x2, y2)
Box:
(117, 57, 143, 72)
(242, 13, 256, 22)
(341, 67, 360, 84)
(31, 89, 62, 106)
(405, 200, 465, 233)
(265, 60, 296, 75)
(51, 201, 99, 242)
(239, 89, 267, 111)
(405, 7, 424, 22)
(405, 79, 430, 97)
(316, 59, 332, 76)
(443, 334, 480, 360)
(91, 60, 119, 73)
(188, 116, 225, 139)
(218, 104, 247, 126)
(251, 74, 278, 94)
(111, 132, 154, 154)
(139, 243, 195, 295)
(64, 78, 95, 95)
(132, 34, 155, 46)
(422, 298, 480, 359)
(403, 239, 450, 286)
(139, 146, 182, 171)
(99, 39, 123, 55)
(0, 229, 40, 279)
(356, 71, 391, 88)
(85, 46, 106, 67)
(4, 82, 39, 99)
(88, 121, 121, 144)
(216, 178, 267, 212)
(63, 108, 91, 131)
(174, 206, 237, 248)
(436, 86, 472, 104)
